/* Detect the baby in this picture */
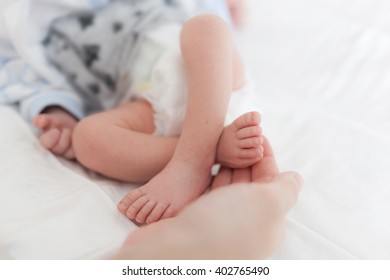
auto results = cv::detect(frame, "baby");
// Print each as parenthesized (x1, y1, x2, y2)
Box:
(33, 0, 262, 224)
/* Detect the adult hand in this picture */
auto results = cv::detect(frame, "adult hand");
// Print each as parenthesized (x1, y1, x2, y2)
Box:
(115, 137, 303, 259)
(211, 136, 281, 189)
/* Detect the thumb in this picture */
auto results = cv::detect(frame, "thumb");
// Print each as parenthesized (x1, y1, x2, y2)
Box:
(32, 114, 51, 130)
(269, 172, 303, 214)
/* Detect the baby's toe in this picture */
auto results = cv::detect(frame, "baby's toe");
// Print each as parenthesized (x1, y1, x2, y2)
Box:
(211, 167, 233, 190)
(240, 147, 264, 160)
(236, 126, 262, 140)
(118, 188, 145, 214)
(135, 200, 157, 224)
(145, 203, 169, 224)
(161, 205, 179, 221)
(126, 196, 149, 220)
(239, 136, 262, 149)
(233, 111, 261, 131)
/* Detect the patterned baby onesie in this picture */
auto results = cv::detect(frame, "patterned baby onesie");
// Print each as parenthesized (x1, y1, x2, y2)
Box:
(43, 0, 189, 115)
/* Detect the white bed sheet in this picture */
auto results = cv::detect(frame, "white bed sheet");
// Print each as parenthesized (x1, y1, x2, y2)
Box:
(1, 0, 390, 259)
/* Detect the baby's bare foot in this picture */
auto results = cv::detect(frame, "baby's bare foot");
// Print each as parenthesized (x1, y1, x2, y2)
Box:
(117, 112, 263, 224)
(217, 112, 263, 168)
(118, 160, 211, 224)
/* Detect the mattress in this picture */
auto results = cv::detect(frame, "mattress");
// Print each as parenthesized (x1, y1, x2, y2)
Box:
(1, 0, 390, 259)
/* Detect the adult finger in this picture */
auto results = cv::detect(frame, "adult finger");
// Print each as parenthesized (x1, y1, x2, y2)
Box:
(232, 168, 251, 184)
(268, 172, 304, 214)
(251, 136, 280, 182)
(210, 167, 233, 190)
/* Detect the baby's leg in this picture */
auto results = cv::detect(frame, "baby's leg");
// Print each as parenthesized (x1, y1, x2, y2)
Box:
(118, 14, 245, 224)
(73, 99, 260, 182)
(72, 100, 178, 182)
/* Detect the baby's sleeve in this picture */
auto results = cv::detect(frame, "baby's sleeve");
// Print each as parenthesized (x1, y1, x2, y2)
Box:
(0, 56, 84, 122)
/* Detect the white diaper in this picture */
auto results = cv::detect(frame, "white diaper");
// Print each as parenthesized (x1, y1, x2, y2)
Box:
(140, 25, 257, 136)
